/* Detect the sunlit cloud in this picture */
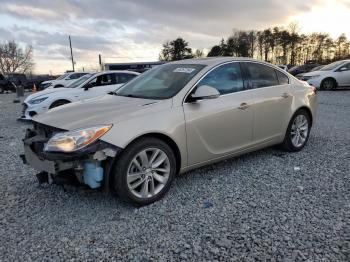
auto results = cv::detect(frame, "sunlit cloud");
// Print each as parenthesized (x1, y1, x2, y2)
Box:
(4, 4, 60, 20)
(0, 0, 348, 74)
(289, 0, 350, 38)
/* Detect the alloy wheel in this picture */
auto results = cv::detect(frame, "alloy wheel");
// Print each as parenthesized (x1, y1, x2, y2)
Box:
(290, 115, 309, 147)
(127, 148, 171, 199)
(322, 79, 334, 90)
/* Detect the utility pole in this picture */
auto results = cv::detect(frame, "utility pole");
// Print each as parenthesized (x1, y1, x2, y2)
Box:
(99, 54, 102, 71)
(69, 35, 75, 72)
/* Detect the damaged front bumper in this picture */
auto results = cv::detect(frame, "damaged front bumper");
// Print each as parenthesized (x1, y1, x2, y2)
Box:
(21, 123, 121, 191)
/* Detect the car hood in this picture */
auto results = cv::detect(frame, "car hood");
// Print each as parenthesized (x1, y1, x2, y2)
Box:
(24, 87, 70, 102)
(302, 70, 324, 77)
(33, 95, 171, 130)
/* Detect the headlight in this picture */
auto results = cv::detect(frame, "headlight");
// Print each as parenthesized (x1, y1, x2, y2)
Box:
(29, 97, 48, 104)
(41, 83, 52, 88)
(44, 125, 112, 152)
(304, 75, 320, 80)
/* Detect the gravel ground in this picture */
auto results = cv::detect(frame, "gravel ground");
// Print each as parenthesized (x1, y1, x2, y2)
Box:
(0, 91, 349, 261)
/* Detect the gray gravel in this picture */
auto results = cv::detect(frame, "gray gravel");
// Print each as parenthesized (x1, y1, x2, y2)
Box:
(0, 91, 349, 261)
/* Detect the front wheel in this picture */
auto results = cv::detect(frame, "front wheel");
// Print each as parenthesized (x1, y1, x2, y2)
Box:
(113, 137, 177, 206)
(321, 78, 336, 90)
(281, 110, 311, 152)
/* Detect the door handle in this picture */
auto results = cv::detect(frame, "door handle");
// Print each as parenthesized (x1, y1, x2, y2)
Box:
(238, 102, 249, 110)
(281, 92, 290, 98)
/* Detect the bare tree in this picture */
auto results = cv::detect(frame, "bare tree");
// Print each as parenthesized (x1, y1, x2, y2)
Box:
(0, 40, 34, 74)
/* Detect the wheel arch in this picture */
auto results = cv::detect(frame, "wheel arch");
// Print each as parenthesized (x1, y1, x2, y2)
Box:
(49, 98, 72, 109)
(321, 77, 338, 89)
(294, 106, 313, 126)
(123, 132, 182, 175)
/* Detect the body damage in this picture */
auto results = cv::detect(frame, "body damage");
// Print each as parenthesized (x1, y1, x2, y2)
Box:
(21, 58, 317, 199)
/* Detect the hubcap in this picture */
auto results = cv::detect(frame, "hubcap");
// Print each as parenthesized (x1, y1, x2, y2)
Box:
(291, 115, 309, 147)
(127, 148, 170, 199)
(323, 80, 333, 90)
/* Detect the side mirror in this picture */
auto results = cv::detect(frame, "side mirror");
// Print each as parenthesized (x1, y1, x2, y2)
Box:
(190, 85, 220, 101)
(84, 83, 93, 91)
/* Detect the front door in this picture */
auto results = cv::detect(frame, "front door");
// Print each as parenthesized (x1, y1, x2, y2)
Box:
(78, 73, 119, 99)
(183, 62, 254, 165)
(334, 62, 350, 86)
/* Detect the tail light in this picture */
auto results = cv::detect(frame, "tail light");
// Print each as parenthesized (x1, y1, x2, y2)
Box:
(311, 86, 317, 95)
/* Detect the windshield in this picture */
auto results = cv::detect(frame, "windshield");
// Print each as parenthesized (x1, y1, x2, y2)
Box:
(320, 61, 345, 71)
(116, 64, 205, 99)
(67, 74, 93, 88)
(56, 74, 68, 80)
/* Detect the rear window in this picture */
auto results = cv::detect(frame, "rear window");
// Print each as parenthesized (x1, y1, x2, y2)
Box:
(275, 70, 289, 85)
(245, 62, 279, 88)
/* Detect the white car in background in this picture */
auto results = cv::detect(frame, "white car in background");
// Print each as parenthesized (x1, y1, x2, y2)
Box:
(301, 59, 350, 90)
(21, 70, 140, 120)
(40, 72, 90, 89)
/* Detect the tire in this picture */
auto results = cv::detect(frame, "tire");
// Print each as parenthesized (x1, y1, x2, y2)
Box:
(49, 100, 70, 109)
(320, 78, 336, 90)
(112, 137, 177, 206)
(281, 109, 311, 152)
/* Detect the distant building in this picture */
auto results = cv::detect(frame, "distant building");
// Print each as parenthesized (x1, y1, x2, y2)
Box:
(104, 61, 165, 73)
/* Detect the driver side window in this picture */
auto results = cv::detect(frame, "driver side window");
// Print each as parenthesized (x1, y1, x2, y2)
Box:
(197, 63, 244, 95)
(341, 63, 350, 71)
(86, 74, 115, 88)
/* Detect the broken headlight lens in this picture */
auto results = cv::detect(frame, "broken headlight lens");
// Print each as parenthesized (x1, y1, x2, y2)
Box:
(44, 125, 112, 152)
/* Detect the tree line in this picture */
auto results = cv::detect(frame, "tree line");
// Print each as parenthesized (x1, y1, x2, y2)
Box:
(160, 26, 350, 66)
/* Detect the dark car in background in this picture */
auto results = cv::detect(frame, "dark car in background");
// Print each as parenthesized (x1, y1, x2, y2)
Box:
(288, 62, 320, 76)
(6, 73, 27, 86)
(0, 73, 17, 93)
(4, 73, 53, 91)
(295, 65, 325, 80)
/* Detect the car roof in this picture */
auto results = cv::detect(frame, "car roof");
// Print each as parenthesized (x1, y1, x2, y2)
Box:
(169, 57, 277, 67)
(92, 70, 140, 76)
(336, 59, 350, 63)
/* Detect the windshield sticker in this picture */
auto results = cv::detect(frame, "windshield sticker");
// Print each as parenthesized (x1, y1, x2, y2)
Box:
(173, 68, 196, 73)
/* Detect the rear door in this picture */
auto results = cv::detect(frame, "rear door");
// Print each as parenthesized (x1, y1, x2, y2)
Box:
(242, 62, 293, 144)
(183, 62, 254, 165)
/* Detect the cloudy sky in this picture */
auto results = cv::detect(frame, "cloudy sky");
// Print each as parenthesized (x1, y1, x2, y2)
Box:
(0, 0, 349, 74)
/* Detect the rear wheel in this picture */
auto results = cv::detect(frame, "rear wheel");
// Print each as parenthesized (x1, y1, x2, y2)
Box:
(112, 137, 176, 206)
(281, 109, 311, 152)
(49, 100, 70, 109)
(321, 78, 336, 90)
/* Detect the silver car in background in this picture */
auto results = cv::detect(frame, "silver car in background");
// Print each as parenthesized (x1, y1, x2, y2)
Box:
(22, 57, 317, 206)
